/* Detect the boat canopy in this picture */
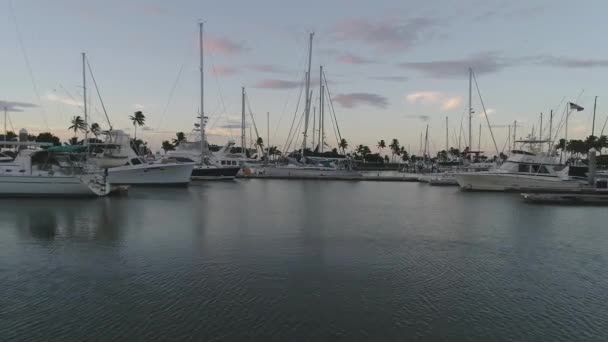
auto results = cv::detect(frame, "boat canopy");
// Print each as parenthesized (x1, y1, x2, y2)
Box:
(44, 145, 88, 153)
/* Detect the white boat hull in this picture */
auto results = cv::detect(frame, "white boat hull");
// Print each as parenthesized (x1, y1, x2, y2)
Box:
(107, 163, 193, 185)
(0, 175, 106, 197)
(454, 173, 588, 191)
(247, 166, 361, 178)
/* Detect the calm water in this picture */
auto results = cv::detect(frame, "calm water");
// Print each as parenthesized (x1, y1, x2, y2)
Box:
(1, 180, 607, 341)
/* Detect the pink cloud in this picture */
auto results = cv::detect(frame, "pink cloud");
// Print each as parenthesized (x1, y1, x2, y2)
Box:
(253, 79, 301, 89)
(337, 53, 373, 64)
(205, 36, 249, 55)
(332, 17, 436, 52)
(139, 5, 167, 16)
(333, 93, 388, 109)
(212, 65, 239, 77)
(247, 64, 285, 73)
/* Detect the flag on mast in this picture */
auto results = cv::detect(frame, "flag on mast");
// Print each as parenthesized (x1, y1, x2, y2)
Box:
(569, 102, 584, 111)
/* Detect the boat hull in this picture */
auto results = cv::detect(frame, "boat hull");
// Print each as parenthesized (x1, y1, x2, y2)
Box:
(0, 175, 103, 197)
(454, 173, 588, 192)
(107, 163, 193, 185)
(191, 166, 241, 180)
(246, 166, 362, 179)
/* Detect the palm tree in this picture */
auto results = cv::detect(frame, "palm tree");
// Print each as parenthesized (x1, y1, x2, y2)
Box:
(377, 139, 386, 153)
(338, 138, 348, 153)
(129, 111, 146, 140)
(256, 137, 264, 152)
(388, 138, 400, 162)
(597, 135, 608, 154)
(90, 122, 101, 137)
(161, 140, 175, 153)
(68, 116, 87, 137)
(172, 132, 186, 146)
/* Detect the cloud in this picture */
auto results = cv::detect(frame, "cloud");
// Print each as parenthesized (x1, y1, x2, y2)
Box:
(368, 76, 409, 82)
(405, 91, 463, 111)
(253, 79, 301, 89)
(247, 64, 285, 73)
(406, 91, 441, 104)
(537, 56, 608, 68)
(45, 93, 82, 107)
(218, 123, 249, 129)
(404, 115, 431, 122)
(141, 126, 154, 131)
(205, 36, 249, 55)
(333, 93, 388, 109)
(0, 100, 37, 112)
(441, 96, 463, 110)
(400, 52, 509, 78)
(331, 17, 436, 52)
(212, 65, 239, 76)
(134, 103, 145, 110)
(336, 53, 373, 64)
(139, 4, 167, 16)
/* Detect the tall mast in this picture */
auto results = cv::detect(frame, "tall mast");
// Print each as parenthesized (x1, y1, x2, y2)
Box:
(3, 107, 7, 143)
(478, 123, 482, 152)
(592, 96, 598, 137)
(539, 112, 543, 151)
(512, 120, 517, 151)
(445, 116, 449, 153)
(312, 106, 316, 151)
(302, 32, 314, 155)
(468, 67, 472, 151)
(549, 110, 553, 150)
(241, 87, 246, 156)
(82, 52, 88, 141)
(199, 22, 206, 153)
(319, 65, 324, 153)
(424, 124, 429, 162)
(267, 111, 270, 158)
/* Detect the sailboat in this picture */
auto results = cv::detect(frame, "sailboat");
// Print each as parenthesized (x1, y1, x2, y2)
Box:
(246, 33, 361, 179)
(76, 53, 194, 186)
(165, 22, 241, 180)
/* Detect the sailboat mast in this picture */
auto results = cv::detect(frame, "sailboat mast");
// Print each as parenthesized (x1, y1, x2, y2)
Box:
(82, 52, 88, 141)
(549, 110, 553, 150)
(424, 124, 429, 162)
(478, 123, 481, 152)
(302, 32, 314, 155)
(512, 120, 517, 151)
(319, 65, 324, 153)
(312, 106, 316, 150)
(241, 87, 246, 156)
(468, 67, 472, 151)
(539, 112, 543, 151)
(199, 22, 206, 153)
(445, 116, 448, 153)
(592, 96, 598, 137)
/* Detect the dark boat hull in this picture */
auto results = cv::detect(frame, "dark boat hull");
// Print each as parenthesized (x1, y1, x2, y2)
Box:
(191, 166, 241, 180)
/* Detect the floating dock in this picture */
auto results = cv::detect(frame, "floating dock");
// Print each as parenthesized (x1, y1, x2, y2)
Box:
(238, 173, 421, 182)
(522, 192, 608, 205)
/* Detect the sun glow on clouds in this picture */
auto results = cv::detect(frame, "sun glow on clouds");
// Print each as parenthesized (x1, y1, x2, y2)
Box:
(405, 91, 463, 111)
(45, 93, 82, 107)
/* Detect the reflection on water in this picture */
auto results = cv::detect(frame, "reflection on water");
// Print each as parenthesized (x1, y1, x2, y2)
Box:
(0, 181, 608, 341)
(7, 198, 126, 242)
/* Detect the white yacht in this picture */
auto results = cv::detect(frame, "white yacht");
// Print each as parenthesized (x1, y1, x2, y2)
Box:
(101, 130, 194, 186)
(165, 139, 242, 180)
(454, 150, 589, 191)
(0, 131, 109, 197)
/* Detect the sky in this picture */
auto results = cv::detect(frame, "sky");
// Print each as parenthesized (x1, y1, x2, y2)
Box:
(2, 0, 608, 155)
